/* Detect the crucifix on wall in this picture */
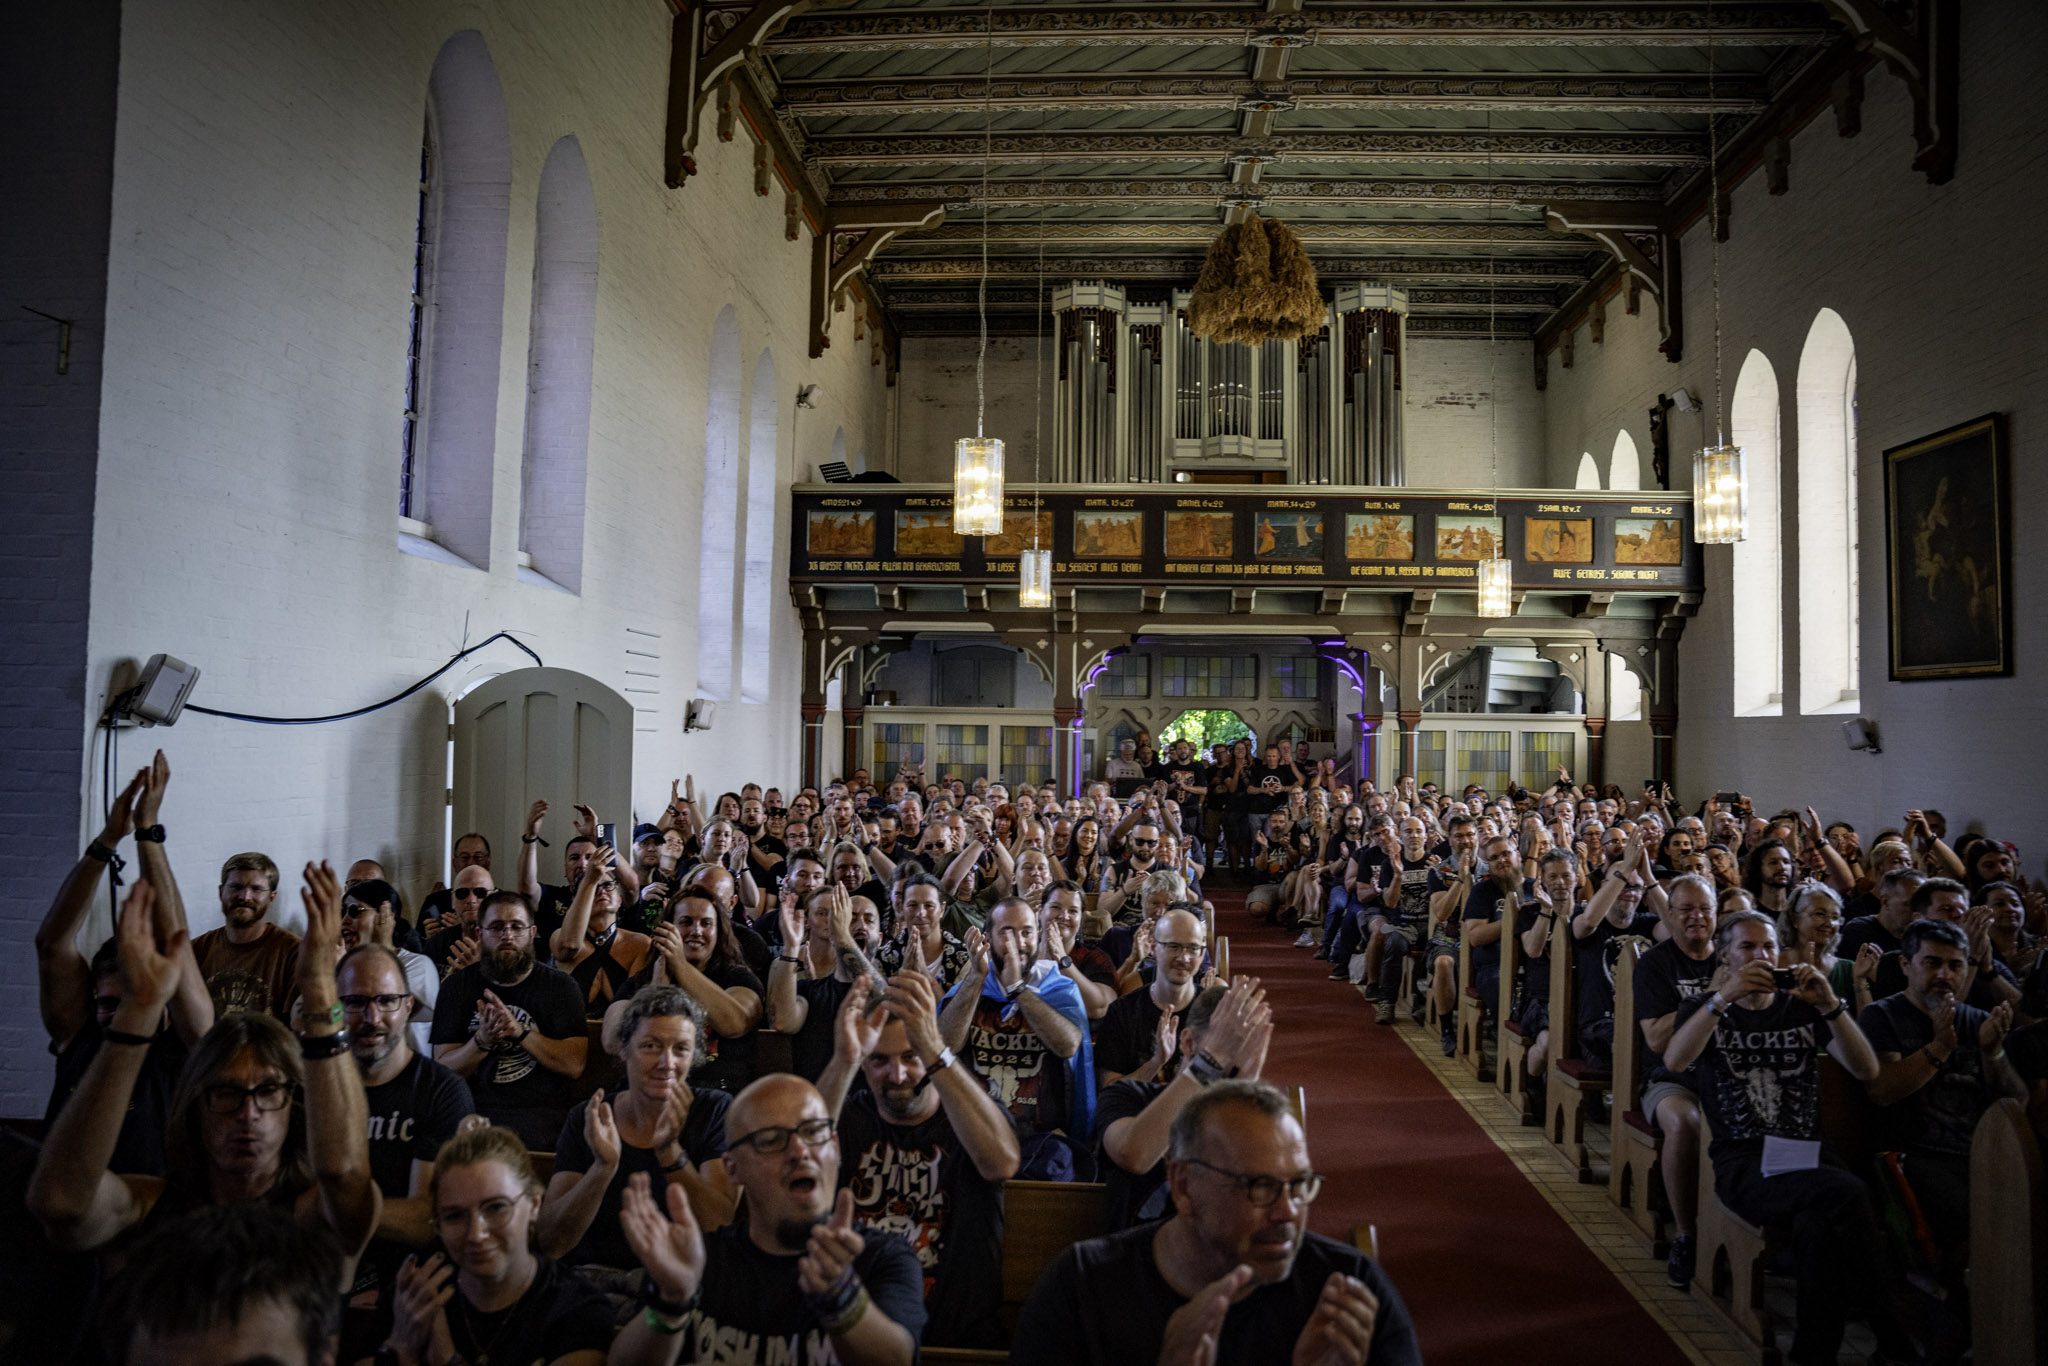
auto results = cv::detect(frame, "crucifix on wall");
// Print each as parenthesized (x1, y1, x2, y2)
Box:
(1648, 394, 1675, 490)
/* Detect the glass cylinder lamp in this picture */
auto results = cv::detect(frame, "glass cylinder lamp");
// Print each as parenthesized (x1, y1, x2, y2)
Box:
(1692, 443, 1748, 544)
(952, 436, 1005, 535)
(1018, 547, 1052, 607)
(1476, 555, 1513, 617)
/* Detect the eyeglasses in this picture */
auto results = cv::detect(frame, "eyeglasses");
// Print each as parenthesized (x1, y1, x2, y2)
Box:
(1130, 839, 1158, 848)
(434, 1195, 524, 1235)
(341, 993, 414, 1015)
(1156, 941, 1205, 959)
(481, 920, 533, 937)
(451, 888, 488, 900)
(1181, 1158, 1323, 1207)
(729, 1117, 836, 1155)
(200, 1080, 296, 1115)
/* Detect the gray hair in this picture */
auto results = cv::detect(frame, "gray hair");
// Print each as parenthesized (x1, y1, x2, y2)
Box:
(1781, 881, 1844, 957)
(1141, 869, 1189, 904)
(1664, 872, 1716, 907)
(1168, 1079, 1297, 1162)
(614, 985, 707, 1066)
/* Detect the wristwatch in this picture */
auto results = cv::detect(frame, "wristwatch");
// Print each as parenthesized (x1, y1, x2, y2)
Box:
(1058, 954, 1074, 969)
(134, 825, 167, 844)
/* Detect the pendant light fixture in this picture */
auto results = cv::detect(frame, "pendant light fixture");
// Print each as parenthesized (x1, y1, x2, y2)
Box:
(952, 5, 1004, 536)
(1477, 102, 1512, 617)
(1693, 1, 1748, 544)
(1018, 97, 1052, 609)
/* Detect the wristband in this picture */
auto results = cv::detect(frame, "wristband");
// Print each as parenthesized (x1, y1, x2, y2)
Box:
(926, 1045, 957, 1075)
(778, 954, 803, 965)
(103, 1027, 155, 1047)
(133, 824, 166, 844)
(1184, 1051, 1226, 1085)
(304, 1001, 344, 1029)
(1708, 997, 1732, 1018)
(522, 834, 549, 846)
(1819, 1002, 1845, 1020)
(85, 839, 125, 868)
(298, 1030, 350, 1060)
(818, 1286, 871, 1335)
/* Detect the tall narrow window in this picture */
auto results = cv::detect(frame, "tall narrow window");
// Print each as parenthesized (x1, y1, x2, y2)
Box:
(1574, 452, 1601, 490)
(697, 307, 742, 701)
(1609, 430, 1642, 490)
(403, 31, 512, 569)
(1729, 349, 1783, 715)
(517, 136, 598, 594)
(1797, 308, 1860, 713)
(738, 350, 778, 703)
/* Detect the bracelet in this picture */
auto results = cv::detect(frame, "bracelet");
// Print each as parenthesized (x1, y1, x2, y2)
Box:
(304, 1001, 344, 1029)
(778, 954, 803, 965)
(1708, 997, 1732, 1018)
(103, 1027, 154, 1047)
(85, 839, 125, 869)
(1819, 1002, 1845, 1020)
(134, 824, 167, 844)
(298, 1030, 350, 1060)
(522, 834, 549, 847)
(643, 1305, 690, 1335)
(804, 1265, 863, 1323)
(817, 1285, 871, 1336)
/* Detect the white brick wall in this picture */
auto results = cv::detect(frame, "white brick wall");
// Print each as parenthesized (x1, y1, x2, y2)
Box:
(0, 0, 893, 1113)
(1541, 0, 2048, 853)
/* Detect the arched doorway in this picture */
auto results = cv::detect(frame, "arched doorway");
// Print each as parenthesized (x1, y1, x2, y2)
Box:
(1159, 708, 1255, 760)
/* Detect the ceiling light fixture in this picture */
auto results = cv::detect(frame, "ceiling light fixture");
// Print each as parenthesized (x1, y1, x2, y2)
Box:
(1019, 84, 1052, 609)
(1477, 99, 1512, 618)
(1693, 1, 1747, 545)
(952, 3, 1004, 537)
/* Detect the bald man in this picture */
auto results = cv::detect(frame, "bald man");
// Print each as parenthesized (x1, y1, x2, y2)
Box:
(424, 864, 492, 977)
(622, 1072, 927, 1363)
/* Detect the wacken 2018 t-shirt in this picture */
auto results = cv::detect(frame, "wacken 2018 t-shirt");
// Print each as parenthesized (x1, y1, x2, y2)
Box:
(681, 1219, 927, 1363)
(1675, 991, 1835, 1162)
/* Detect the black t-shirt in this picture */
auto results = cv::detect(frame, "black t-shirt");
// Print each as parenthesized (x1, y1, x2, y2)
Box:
(1208, 763, 1244, 811)
(1632, 938, 1718, 1091)
(1384, 864, 1435, 932)
(1013, 1224, 1422, 1366)
(1458, 878, 1525, 977)
(1094, 989, 1173, 1083)
(553, 1087, 731, 1270)
(424, 924, 476, 973)
(1515, 900, 1557, 1005)
(789, 975, 856, 1082)
(689, 960, 768, 1096)
(683, 1218, 928, 1361)
(445, 1255, 613, 1364)
(1836, 914, 1899, 959)
(533, 882, 574, 945)
(734, 921, 774, 984)
(1858, 994, 1998, 1156)
(429, 962, 587, 1149)
(1091, 1078, 1169, 1229)
(1572, 912, 1661, 1033)
(363, 1052, 475, 1199)
(1676, 992, 1836, 1159)
(44, 1022, 186, 1178)
(835, 1088, 1008, 1348)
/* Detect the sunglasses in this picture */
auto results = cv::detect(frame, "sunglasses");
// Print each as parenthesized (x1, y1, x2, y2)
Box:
(451, 887, 488, 900)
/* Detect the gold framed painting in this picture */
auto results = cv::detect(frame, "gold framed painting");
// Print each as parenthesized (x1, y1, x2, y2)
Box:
(1885, 413, 2010, 679)
(1434, 515, 1502, 560)
(1164, 510, 1235, 560)
(806, 509, 875, 557)
(1614, 517, 1683, 566)
(1524, 517, 1593, 564)
(895, 510, 964, 558)
(1345, 513, 1414, 561)
(1073, 509, 1144, 558)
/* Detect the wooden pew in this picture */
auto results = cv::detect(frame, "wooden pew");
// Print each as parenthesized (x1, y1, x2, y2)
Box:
(1494, 896, 1536, 1124)
(529, 1149, 555, 1184)
(1607, 939, 1667, 1254)
(1214, 935, 1231, 983)
(1691, 1113, 1782, 1365)
(1544, 916, 1609, 1183)
(998, 1180, 1111, 1335)
(1455, 922, 1492, 1081)
(1971, 1097, 2047, 1366)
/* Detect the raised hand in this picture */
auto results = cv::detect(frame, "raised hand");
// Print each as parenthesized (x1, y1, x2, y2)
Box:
(389, 1253, 457, 1366)
(620, 1173, 707, 1306)
(1852, 942, 1883, 985)
(906, 928, 929, 979)
(796, 1188, 866, 1297)
(963, 927, 991, 983)
(1155, 1009, 1181, 1066)
(296, 861, 344, 1008)
(374, 904, 397, 949)
(572, 804, 599, 840)
(1962, 906, 1994, 964)
(884, 971, 945, 1061)
(1981, 1002, 2013, 1054)
(776, 888, 803, 954)
(1043, 915, 1073, 964)
(135, 749, 172, 828)
(1292, 1272, 1380, 1366)
(446, 935, 480, 972)
(586, 1089, 622, 1169)
(111, 882, 181, 1031)
(835, 978, 888, 1064)
(525, 799, 548, 839)
(1156, 1264, 1254, 1366)
(1930, 995, 1958, 1054)
(101, 767, 148, 845)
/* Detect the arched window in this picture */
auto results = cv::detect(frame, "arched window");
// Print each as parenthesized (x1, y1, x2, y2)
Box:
(738, 349, 779, 703)
(1729, 349, 1783, 715)
(517, 135, 597, 594)
(697, 307, 742, 701)
(831, 427, 847, 474)
(1608, 652, 1643, 722)
(404, 31, 512, 570)
(1797, 308, 1860, 713)
(1609, 430, 1642, 490)
(1574, 452, 1601, 490)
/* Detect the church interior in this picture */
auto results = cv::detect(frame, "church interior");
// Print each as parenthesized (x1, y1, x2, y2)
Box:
(3, 2, 2043, 1364)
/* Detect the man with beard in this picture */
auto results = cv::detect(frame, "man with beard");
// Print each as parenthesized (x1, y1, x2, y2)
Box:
(1742, 838, 1800, 924)
(1861, 918, 2022, 1318)
(769, 884, 885, 1081)
(191, 850, 300, 1019)
(1015, 1081, 1419, 1366)
(1570, 832, 1663, 1070)
(424, 863, 493, 979)
(518, 799, 635, 944)
(430, 890, 587, 1148)
(549, 845, 654, 1018)
(1093, 979, 1272, 1230)
(940, 897, 1094, 1178)
(1631, 872, 1718, 1288)
(819, 969, 1021, 1347)
(1095, 909, 1209, 1087)
(613, 1072, 926, 1364)
(335, 942, 473, 1350)
(1367, 817, 1443, 1025)
(1434, 832, 1521, 1057)
(1839, 865, 1927, 968)
(1097, 819, 1164, 927)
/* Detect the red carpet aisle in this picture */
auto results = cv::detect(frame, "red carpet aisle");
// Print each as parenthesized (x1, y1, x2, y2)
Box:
(1209, 889, 1693, 1366)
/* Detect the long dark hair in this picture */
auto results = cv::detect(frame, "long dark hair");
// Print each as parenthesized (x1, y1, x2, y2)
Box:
(165, 1013, 312, 1205)
(1742, 839, 1794, 901)
(672, 892, 745, 977)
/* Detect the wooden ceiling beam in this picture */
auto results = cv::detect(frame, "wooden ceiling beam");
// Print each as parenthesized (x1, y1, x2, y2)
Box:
(761, 4, 1836, 53)
(890, 219, 1571, 248)
(829, 174, 1668, 210)
(803, 129, 1706, 170)
(777, 71, 1769, 118)
(869, 255, 1598, 284)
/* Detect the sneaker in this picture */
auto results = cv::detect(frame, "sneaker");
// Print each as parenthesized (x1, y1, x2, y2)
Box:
(1294, 931, 1314, 948)
(1665, 1234, 1695, 1289)
(1328, 965, 1351, 982)
(1440, 1018, 1458, 1056)
(1374, 998, 1395, 1026)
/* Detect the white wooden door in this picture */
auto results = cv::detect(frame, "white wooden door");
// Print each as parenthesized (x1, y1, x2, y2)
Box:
(453, 668, 634, 875)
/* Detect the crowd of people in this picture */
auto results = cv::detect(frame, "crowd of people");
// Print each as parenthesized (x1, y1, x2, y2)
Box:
(8, 734, 2039, 1365)
(7, 750, 1422, 1365)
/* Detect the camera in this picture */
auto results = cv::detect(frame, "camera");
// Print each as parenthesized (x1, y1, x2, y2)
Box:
(1771, 968, 1801, 991)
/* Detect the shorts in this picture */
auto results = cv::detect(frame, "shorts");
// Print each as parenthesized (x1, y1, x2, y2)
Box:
(1517, 997, 1550, 1037)
(1637, 1079, 1697, 1125)
(1423, 940, 1459, 976)
(1382, 923, 1421, 953)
